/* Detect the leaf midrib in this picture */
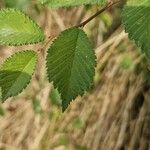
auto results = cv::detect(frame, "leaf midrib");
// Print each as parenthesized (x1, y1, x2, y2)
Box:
(63, 30, 80, 100)
(2, 56, 35, 99)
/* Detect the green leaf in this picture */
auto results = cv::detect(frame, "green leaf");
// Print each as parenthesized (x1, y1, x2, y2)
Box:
(40, 0, 106, 8)
(50, 87, 62, 106)
(0, 9, 45, 46)
(122, 0, 150, 59)
(0, 105, 5, 116)
(5, 0, 30, 10)
(120, 56, 133, 70)
(46, 28, 96, 111)
(72, 118, 84, 129)
(0, 51, 37, 102)
(32, 98, 43, 114)
(0, 87, 2, 101)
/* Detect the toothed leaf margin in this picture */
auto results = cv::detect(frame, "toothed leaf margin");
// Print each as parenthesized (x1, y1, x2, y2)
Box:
(0, 9, 45, 46)
(39, 0, 106, 8)
(122, 0, 150, 59)
(46, 27, 96, 111)
(0, 50, 37, 102)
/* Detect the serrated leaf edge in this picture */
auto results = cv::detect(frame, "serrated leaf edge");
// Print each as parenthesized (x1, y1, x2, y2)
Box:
(0, 8, 45, 46)
(0, 50, 37, 102)
(41, 0, 106, 9)
(46, 27, 96, 111)
(121, 5, 149, 57)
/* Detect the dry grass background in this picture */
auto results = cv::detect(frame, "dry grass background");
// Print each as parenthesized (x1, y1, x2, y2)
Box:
(0, 2, 150, 150)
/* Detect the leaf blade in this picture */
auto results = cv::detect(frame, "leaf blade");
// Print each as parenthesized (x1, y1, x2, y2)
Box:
(0, 9, 45, 46)
(122, 0, 150, 58)
(46, 28, 96, 111)
(40, 0, 106, 8)
(0, 50, 37, 101)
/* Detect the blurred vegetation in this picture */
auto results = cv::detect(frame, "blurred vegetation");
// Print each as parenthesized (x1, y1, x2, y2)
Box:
(0, 0, 150, 150)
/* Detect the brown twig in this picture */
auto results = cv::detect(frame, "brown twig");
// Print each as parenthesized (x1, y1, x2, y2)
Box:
(75, 0, 121, 28)
(38, 36, 55, 53)
(38, 0, 121, 53)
